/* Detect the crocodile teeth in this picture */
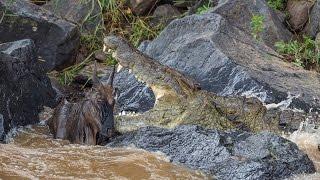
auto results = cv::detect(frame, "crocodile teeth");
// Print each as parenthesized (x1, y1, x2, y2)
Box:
(117, 64, 123, 73)
(103, 45, 107, 52)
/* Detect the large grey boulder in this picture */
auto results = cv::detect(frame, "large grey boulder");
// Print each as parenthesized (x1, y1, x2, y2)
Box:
(213, 0, 292, 49)
(43, 0, 103, 35)
(108, 125, 315, 179)
(116, 12, 320, 113)
(0, 39, 57, 141)
(0, 0, 80, 71)
(286, 0, 314, 31)
(303, 0, 320, 38)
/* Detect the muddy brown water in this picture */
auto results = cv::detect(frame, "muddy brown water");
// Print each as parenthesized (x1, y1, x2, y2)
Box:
(1, 118, 320, 180)
(0, 125, 209, 179)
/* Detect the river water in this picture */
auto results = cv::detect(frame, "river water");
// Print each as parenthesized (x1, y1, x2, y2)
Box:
(284, 122, 320, 180)
(1, 110, 320, 180)
(0, 124, 208, 179)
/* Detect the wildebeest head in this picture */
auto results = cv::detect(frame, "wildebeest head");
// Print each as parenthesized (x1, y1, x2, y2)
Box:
(92, 61, 117, 144)
(92, 61, 116, 107)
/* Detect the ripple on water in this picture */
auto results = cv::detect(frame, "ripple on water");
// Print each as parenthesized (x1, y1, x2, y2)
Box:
(0, 125, 209, 179)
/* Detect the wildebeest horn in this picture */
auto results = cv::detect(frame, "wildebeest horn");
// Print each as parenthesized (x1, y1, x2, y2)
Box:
(92, 60, 101, 86)
(107, 65, 116, 86)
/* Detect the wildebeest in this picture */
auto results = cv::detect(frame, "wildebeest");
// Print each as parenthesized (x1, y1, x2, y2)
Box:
(47, 62, 116, 145)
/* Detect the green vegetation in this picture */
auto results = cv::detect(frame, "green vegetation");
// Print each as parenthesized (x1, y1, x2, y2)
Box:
(267, 0, 286, 11)
(130, 18, 164, 47)
(57, 0, 165, 85)
(99, 0, 117, 12)
(102, 0, 164, 47)
(275, 36, 320, 71)
(251, 14, 265, 40)
(57, 52, 95, 85)
(196, 1, 212, 14)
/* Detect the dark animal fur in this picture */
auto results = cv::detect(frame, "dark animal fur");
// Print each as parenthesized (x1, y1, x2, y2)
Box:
(48, 62, 116, 145)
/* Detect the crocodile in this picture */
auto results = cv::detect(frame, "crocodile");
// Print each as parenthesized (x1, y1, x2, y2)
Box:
(103, 35, 305, 133)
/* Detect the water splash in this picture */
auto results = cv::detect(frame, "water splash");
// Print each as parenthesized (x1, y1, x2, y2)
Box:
(284, 120, 320, 179)
(265, 92, 301, 111)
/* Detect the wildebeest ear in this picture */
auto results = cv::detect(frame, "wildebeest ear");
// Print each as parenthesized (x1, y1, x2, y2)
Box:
(92, 61, 103, 87)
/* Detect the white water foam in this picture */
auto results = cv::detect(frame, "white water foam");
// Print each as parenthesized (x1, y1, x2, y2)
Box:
(284, 120, 320, 179)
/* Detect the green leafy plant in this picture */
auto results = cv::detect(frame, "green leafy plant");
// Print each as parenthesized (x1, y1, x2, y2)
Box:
(267, 0, 286, 11)
(196, 1, 212, 14)
(251, 14, 265, 40)
(275, 36, 320, 70)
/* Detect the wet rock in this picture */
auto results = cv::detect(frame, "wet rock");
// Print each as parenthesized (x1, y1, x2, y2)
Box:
(0, 114, 4, 141)
(286, 0, 314, 31)
(0, 0, 80, 71)
(108, 125, 315, 179)
(279, 110, 306, 131)
(213, 0, 292, 49)
(43, 0, 103, 35)
(304, 0, 320, 38)
(129, 0, 158, 15)
(113, 69, 155, 113)
(0, 39, 57, 141)
(116, 12, 320, 113)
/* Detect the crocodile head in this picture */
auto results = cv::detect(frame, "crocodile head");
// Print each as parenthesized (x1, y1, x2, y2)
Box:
(104, 35, 134, 68)
(102, 35, 287, 133)
(104, 35, 200, 102)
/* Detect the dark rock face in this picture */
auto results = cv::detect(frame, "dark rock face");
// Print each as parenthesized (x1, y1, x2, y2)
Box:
(113, 69, 155, 113)
(286, 0, 314, 31)
(213, 0, 292, 49)
(0, 0, 80, 71)
(43, 0, 103, 35)
(116, 12, 320, 113)
(0, 39, 57, 140)
(108, 125, 315, 179)
(129, 0, 158, 15)
(304, 0, 320, 38)
(154, 4, 180, 17)
(0, 114, 4, 141)
(151, 4, 181, 26)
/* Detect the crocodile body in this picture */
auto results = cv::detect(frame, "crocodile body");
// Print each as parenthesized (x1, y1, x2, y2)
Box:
(103, 35, 298, 133)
